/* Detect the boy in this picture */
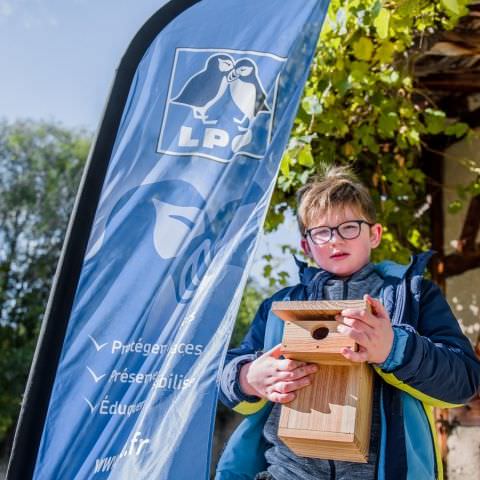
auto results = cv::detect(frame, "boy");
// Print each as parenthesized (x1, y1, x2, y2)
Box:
(216, 166, 480, 480)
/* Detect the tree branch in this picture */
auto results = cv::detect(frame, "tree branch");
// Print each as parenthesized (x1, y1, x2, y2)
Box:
(457, 194, 480, 253)
(417, 74, 480, 93)
(422, 136, 447, 289)
(445, 244, 480, 278)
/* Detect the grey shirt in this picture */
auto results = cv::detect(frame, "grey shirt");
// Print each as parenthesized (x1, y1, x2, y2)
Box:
(263, 263, 384, 480)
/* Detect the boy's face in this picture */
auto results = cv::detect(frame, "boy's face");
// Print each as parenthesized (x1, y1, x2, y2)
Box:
(300, 205, 382, 278)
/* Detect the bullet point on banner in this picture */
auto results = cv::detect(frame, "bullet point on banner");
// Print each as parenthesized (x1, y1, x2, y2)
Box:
(86, 366, 107, 383)
(83, 397, 97, 414)
(88, 334, 108, 351)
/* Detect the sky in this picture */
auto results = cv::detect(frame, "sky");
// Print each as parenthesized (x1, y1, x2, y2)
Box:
(0, 0, 166, 128)
(0, 0, 299, 285)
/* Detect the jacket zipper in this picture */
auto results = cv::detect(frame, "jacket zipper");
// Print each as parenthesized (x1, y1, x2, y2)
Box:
(326, 280, 347, 480)
(329, 459, 336, 480)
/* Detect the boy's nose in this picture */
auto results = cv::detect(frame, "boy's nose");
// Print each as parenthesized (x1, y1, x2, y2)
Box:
(329, 229, 344, 243)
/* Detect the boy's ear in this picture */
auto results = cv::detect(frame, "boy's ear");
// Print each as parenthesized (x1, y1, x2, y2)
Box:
(370, 223, 383, 249)
(300, 237, 311, 258)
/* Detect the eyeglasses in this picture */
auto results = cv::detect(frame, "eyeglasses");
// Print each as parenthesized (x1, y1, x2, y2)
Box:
(305, 220, 373, 245)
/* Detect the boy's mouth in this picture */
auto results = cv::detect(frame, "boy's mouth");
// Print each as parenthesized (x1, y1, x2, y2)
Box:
(330, 252, 349, 259)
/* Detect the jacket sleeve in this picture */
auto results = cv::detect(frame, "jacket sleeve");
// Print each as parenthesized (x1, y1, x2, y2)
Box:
(376, 280, 480, 407)
(218, 297, 272, 413)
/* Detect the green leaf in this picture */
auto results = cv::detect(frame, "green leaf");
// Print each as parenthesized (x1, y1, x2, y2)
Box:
(298, 146, 314, 167)
(353, 37, 374, 61)
(375, 42, 395, 64)
(280, 152, 290, 176)
(371, 0, 383, 19)
(471, 181, 480, 196)
(445, 122, 469, 138)
(349, 61, 369, 82)
(402, 76, 413, 88)
(408, 228, 422, 248)
(263, 264, 272, 277)
(441, 0, 460, 15)
(406, 129, 420, 145)
(448, 200, 463, 214)
(302, 95, 322, 115)
(378, 112, 399, 137)
(379, 70, 400, 85)
(397, 0, 420, 16)
(424, 108, 446, 134)
(374, 8, 390, 39)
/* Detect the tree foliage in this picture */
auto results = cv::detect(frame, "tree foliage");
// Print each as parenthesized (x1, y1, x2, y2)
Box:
(229, 281, 269, 348)
(0, 120, 88, 446)
(267, 0, 475, 266)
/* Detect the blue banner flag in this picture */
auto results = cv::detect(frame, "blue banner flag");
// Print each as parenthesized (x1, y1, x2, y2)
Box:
(8, 0, 330, 478)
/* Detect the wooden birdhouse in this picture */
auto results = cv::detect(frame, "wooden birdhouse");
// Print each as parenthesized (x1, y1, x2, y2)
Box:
(272, 300, 374, 463)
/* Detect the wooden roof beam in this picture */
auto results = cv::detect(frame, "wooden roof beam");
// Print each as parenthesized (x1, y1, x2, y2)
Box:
(416, 74, 480, 93)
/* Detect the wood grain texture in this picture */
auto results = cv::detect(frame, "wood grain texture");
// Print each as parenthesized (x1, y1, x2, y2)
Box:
(278, 364, 373, 462)
(278, 436, 368, 463)
(281, 320, 357, 365)
(272, 300, 367, 322)
(354, 362, 374, 457)
(276, 301, 374, 463)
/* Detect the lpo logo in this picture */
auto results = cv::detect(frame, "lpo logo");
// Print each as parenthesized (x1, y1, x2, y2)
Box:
(157, 48, 285, 163)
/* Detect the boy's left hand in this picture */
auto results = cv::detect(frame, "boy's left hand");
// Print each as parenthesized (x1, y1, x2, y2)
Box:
(336, 294, 393, 364)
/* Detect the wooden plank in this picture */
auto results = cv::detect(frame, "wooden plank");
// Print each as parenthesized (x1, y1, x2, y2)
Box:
(353, 362, 373, 457)
(278, 428, 354, 442)
(279, 436, 368, 462)
(272, 300, 366, 322)
(281, 320, 357, 365)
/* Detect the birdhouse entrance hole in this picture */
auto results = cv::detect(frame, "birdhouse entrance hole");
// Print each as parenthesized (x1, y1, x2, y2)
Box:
(312, 326, 329, 340)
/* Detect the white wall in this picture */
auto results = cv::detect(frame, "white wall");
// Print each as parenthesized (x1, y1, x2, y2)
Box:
(443, 131, 480, 477)
(444, 132, 480, 342)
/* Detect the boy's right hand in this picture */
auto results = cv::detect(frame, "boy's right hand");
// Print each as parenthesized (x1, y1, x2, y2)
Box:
(238, 344, 317, 404)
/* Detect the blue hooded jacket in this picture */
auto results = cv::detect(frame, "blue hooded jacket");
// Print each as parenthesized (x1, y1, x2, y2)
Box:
(216, 252, 480, 480)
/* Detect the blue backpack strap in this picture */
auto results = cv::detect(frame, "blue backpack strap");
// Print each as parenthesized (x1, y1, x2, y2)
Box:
(215, 287, 295, 480)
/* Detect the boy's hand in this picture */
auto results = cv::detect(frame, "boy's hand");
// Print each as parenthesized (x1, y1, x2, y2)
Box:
(239, 344, 317, 404)
(336, 294, 393, 364)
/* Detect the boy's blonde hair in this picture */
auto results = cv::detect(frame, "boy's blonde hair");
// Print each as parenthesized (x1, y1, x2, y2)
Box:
(297, 165, 376, 235)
